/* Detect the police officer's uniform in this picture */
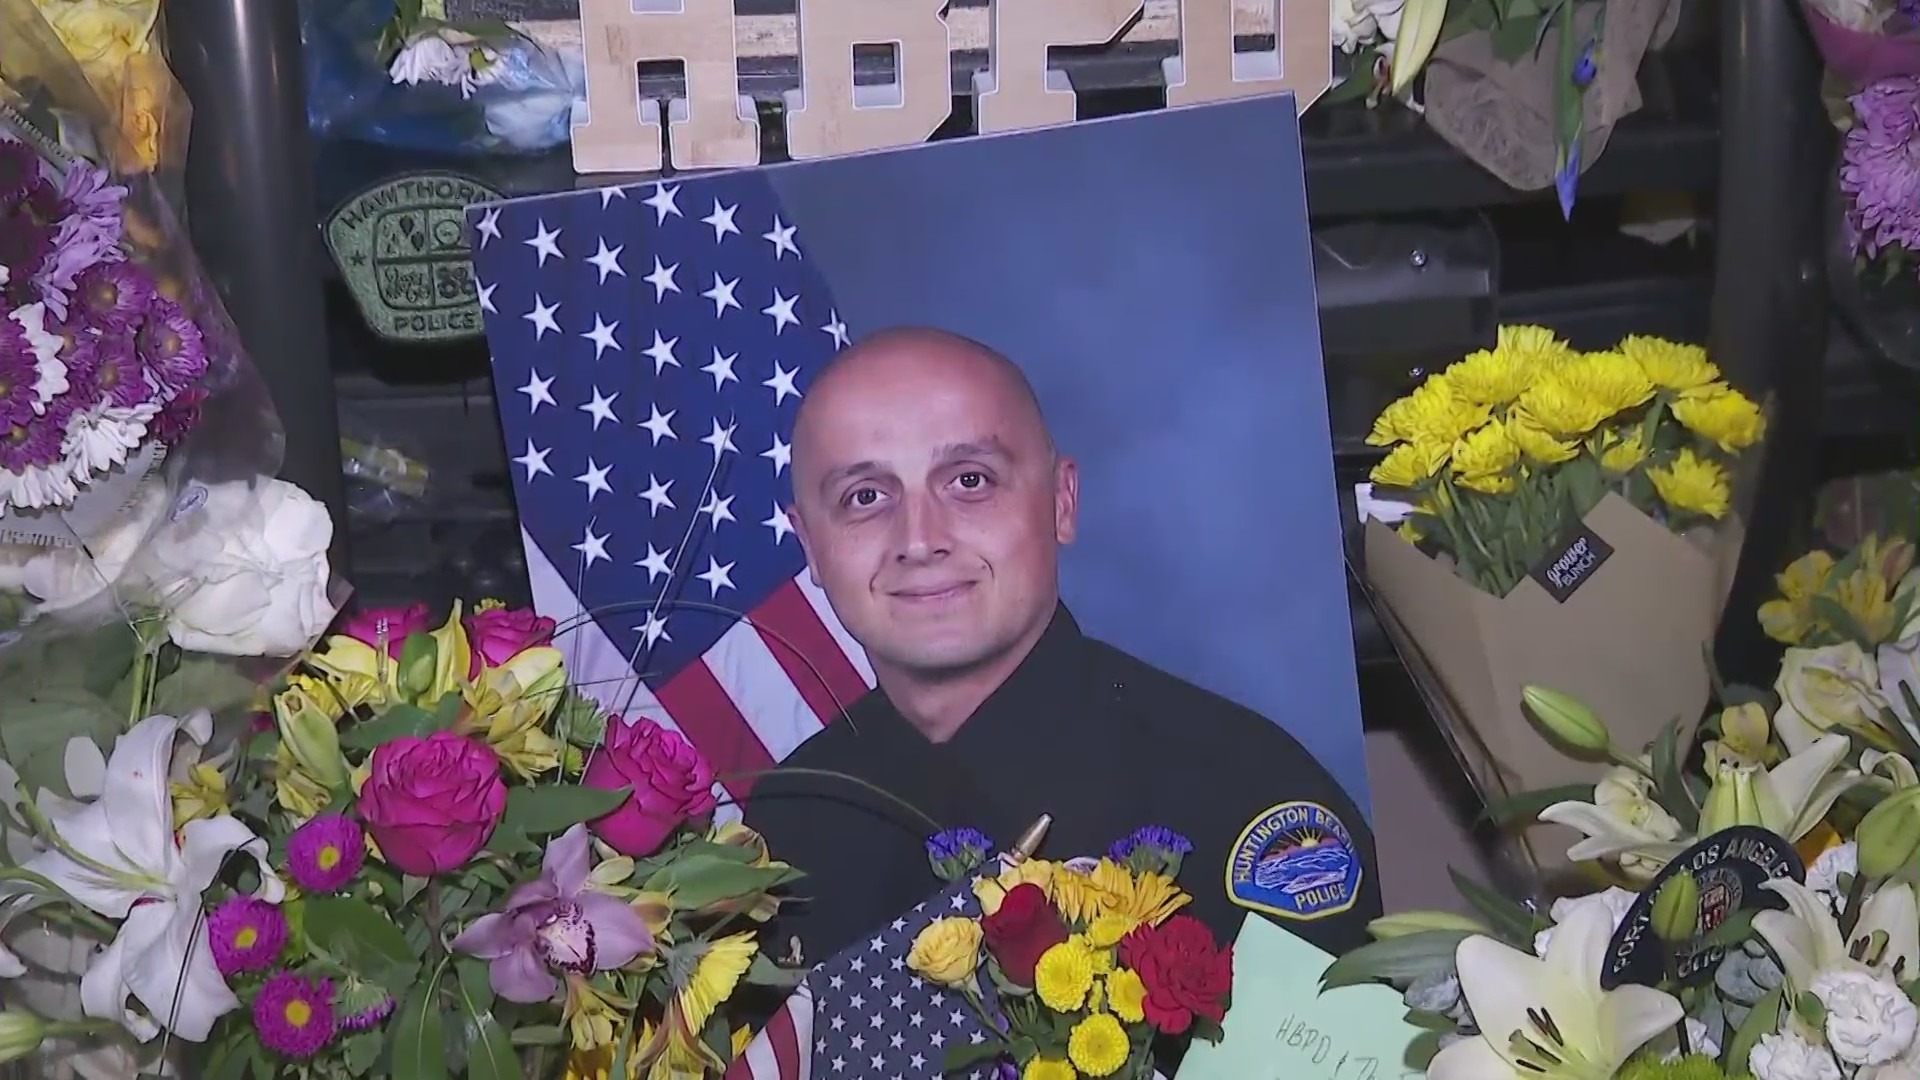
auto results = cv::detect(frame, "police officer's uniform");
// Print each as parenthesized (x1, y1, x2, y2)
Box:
(743, 604, 1381, 965)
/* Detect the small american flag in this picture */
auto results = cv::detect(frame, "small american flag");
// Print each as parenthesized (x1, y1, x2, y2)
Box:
(726, 875, 1000, 1080)
(470, 173, 876, 805)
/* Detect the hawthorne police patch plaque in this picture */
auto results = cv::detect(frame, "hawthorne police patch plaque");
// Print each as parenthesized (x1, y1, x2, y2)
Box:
(324, 172, 502, 343)
(1226, 801, 1363, 921)
(1601, 826, 1802, 990)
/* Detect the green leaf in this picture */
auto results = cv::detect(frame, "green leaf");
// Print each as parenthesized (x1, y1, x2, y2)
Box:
(1726, 985, 1784, 1078)
(1403, 1009, 1457, 1032)
(1319, 930, 1471, 990)
(303, 896, 420, 989)
(1795, 990, 1827, 1031)
(643, 852, 801, 912)
(1651, 718, 1700, 834)
(453, 960, 523, 1080)
(430, 691, 467, 729)
(393, 981, 449, 1080)
(942, 1040, 1005, 1072)
(744, 953, 806, 989)
(340, 703, 447, 749)
(1698, 908, 1758, 950)
(1478, 783, 1593, 826)
(0, 686, 122, 799)
(343, 1031, 384, 1077)
(1449, 868, 1544, 946)
(1812, 595, 1874, 650)
(509, 1025, 567, 1047)
(500, 785, 629, 835)
(204, 1028, 252, 1080)
(148, 657, 261, 717)
(1489, 12, 1542, 59)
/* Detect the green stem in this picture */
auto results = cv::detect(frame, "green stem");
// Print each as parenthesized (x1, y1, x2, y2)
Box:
(1839, 872, 1870, 941)
(714, 767, 943, 835)
(1605, 749, 1659, 783)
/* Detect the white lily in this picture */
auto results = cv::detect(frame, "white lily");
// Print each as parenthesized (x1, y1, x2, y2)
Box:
(1427, 902, 1683, 1080)
(1753, 878, 1920, 994)
(13, 712, 283, 1042)
(1540, 734, 1861, 875)
(1536, 762, 1687, 880)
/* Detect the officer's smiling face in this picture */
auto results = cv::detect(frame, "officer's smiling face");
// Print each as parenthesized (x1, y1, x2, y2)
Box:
(789, 329, 1077, 683)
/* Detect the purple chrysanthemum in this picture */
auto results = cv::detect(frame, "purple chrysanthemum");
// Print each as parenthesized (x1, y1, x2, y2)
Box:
(0, 402, 69, 472)
(63, 330, 150, 411)
(72, 262, 153, 330)
(1109, 826, 1193, 863)
(0, 312, 41, 427)
(0, 140, 39, 204)
(135, 296, 208, 392)
(286, 814, 366, 894)
(1840, 76, 1920, 262)
(147, 385, 206, 447)
(207, 896, 288, 976)
(252, 972, 336, 1059)
(339, 994, 395, 1033)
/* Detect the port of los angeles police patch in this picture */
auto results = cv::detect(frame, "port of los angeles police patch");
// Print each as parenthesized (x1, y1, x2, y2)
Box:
(1226, 801, 1362, 921)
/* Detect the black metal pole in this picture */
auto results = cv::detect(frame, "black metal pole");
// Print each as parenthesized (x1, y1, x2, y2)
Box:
(1709, 0, 1833, 681)
(165, 0, 350, 579)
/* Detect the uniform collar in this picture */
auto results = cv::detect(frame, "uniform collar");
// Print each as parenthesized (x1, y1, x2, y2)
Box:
(944, 602, 1091, 757)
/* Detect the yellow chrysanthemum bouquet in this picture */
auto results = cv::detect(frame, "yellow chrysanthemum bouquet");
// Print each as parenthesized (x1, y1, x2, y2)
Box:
(1367, 326, 1765, 595)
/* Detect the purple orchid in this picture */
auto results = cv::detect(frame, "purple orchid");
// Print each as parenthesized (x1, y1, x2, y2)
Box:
(450, 824, 654, 1004)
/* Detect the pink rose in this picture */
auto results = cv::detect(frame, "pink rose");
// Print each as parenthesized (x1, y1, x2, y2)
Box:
(463, 607, 557, 673)
(336, 603, 433, 659)
(357, 732, 507, 876)
(582, 718, 718, 856)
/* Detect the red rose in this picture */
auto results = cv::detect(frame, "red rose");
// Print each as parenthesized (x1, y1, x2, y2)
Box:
(1117, 914, 1233, 1035)
(980, 883, 1069, 986)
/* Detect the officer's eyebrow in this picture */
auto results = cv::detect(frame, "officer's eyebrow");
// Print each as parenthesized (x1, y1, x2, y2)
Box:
(932, 438, 1015, 466)
(817, 460, 889, 496)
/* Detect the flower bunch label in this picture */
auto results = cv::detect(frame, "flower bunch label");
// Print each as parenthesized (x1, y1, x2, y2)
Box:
(1529, 523, 1616, 603)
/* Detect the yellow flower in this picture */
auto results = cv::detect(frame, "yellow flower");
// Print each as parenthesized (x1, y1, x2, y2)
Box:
(1444, 346, 1532, 407)
(730, 1025, 753, 1059)
(1495, 324, 1581, 367)
(1034, 939, 1097, 1011)
(1514, 378, 1618, 439)
(1561, 352, 1657, 417)
(1589, 426, 1650, 474)
(1054, 860, 1189, 928)
(1619, 335, 1721, 391)
(1367, 375, 1489, 448)
(1023, 1058, 1076, 1080)
(1829, 566, 1899, 645)
(1106, 968, 1148, 1024)
(170, 762, 229, 831)
(41, 0, 156, 67)
(1368, 439, 1451, 490)
(1086, 913, 1135, 949)
(564, 977, 632, 1051)
(975, 859, 1058, 917)
(273, 743, 331, 823)
(459, 648, 567, 781)
(678, 932, 757, 1033)
(1647, 448, 1731, 520)
(1067, 1013, 1131, 1077)
(907, 918, 982, 987)
(1671, 383, 1766, 453)
(1395, 519, 1424, 545)
(1704, 702, 1779, 772)
(1508, 414, 1581, 465)
(1760, 551, 1838, 644)
(116, 50, 168, 171)
(1449, 423, 1520, 495)
(305, 637, 393, 710)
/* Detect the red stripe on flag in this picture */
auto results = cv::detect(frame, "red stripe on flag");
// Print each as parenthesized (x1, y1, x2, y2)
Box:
(751, 579, 869, 728)
(770, 990, 808, 1080)
(655, 660, 777, 802)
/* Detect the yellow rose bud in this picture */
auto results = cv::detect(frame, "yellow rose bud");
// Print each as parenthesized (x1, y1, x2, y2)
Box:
(1522, 686, 1613, 758)
(1856, 789, 1920, 881)
(906, 917, 982, 988)
(1650, 871, 1700, 944)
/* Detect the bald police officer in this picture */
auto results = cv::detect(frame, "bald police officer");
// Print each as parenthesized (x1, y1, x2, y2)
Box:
(743, 326, 1380, 964)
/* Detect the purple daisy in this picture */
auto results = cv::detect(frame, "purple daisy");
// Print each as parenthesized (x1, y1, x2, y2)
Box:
(0, 139, 39, 204)
(62, 330, 150, 412)
(0, 402, 70, 473)
(207, 896, 289, 977)
(339, 993, 395, 1033)
(147, 385, 206, 447)
(286, 815, 366, 894)
(251, 972, 336, 1059)
(72, 262, 153, 330)
(134, 296, 208, 392)
(0, 312, 41, 427)
(1840, 76, 1920, 262)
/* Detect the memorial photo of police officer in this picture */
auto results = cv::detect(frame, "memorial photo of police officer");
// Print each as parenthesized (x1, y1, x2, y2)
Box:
(742, 325, 1382, 966)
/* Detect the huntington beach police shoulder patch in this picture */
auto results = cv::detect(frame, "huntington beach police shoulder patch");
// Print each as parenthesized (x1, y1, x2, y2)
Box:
(1226, 801, 1362, 921)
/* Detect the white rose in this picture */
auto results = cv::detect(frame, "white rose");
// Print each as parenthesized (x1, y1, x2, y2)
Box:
(17, 480, 170, 613)
(1532, 886, 1637, 956)
(1776, 643, 1891, 752)
(1813, 969, 1919, 1066)
(1807, 842, 1859, 910)
(1750, 1030, 1844, 1080)
(1884, 638, 1920, 734)
(140, 479, 337, 657)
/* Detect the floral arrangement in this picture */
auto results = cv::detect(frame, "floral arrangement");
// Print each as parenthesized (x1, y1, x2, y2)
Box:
(906, 826, 1232, 1080)
(0, 122, 208, 514)
(24, 0, 178, 173)
(1837, 74, 1919, 286)
(1367, 325, 1766, 596)
(0, 600, 800, 1078)
(1327, 537, 1920, 1080)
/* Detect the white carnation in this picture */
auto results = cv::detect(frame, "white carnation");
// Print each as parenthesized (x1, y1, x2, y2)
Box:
(1749, 1030, 1843, 1080)
(1532, 887, 1637, 957)
(1812, 969, 1918, 1066)
(1806, 842, 1859, 910)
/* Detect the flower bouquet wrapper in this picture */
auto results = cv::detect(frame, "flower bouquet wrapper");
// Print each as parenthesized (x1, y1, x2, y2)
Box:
(1361, 406, 1770, 877)
(1802, 2, 1920, 86)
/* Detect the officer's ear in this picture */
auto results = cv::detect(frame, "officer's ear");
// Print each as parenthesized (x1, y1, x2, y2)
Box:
(1053, 455, 1079, 545)
(789, 502, 824, 586)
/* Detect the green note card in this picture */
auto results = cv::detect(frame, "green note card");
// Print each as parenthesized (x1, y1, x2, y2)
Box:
(1174, 913, 1432, 1080)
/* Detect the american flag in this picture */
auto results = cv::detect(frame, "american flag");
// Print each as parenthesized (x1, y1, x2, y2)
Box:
(469, 173, 876, 806)
(725, 874, 999, 1080)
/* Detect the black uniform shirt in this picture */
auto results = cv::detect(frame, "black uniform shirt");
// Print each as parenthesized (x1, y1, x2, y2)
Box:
(743, 604, 1381, 967)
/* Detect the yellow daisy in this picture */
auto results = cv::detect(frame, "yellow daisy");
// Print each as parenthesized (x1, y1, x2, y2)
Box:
(1647, 448, 1731, 520)
(1034, 940, 1096, 1012)
(1670, 383, 1766, 453)
(1068, 1013, 1131, 1077)
(1618, 335, 1720, 391)
(1106, 968, 1148, 1025)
